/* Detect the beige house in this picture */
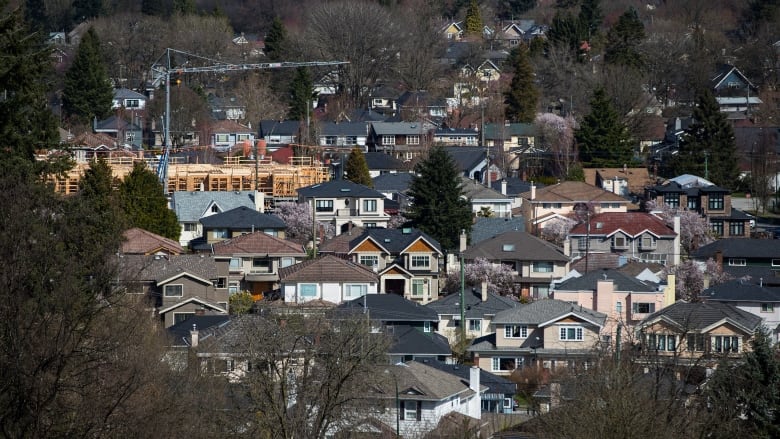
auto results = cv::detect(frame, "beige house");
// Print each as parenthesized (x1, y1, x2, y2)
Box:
(426, 287, 519, 344)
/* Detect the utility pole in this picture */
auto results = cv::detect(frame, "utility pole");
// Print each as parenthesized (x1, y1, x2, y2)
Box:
(460, 250, 466, 342)
(704, 151, 709, 180)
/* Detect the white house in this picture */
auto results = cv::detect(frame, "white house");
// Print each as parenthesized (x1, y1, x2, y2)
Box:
(280, 255, 379, 304)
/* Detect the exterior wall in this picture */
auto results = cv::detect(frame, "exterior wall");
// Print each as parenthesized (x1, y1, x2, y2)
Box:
(305, 196, 391, 235)
(163, 301, 227, 327)
(160, 277, 224, 310)
(437, 315, 492, 344)
(379, 394, 480, 439)
(541, 321, 601, 350)
(639, 321, 753, 360)
(495, 324, 542, 348)
(322, 282, 342, 303)
(516, 261, 568, 279)
(283, 281, 378, 303)
(470, 200, 512, 218)
(730, 302, 780, 343)
(179, 223, 203, 246)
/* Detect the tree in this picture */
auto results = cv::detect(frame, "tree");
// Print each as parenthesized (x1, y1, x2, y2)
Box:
(145, 83, 210, 148)
(263, 17, 287, 61)
(604, 7, 646, 69)
(344, 147, 372, 187)
(118, 162, 180, 241)
(288, 67, 315, 122)
(497, 0, 537, 19)
(72, 0, 102, 21)
(575, 87, 634, 168)
(646, 200, 713, 255)
(405, 145, 473, 251)
(464, 0, 483, 35)
(578, 0, 603, 42)
(504, 46, 540, 123)
(541, 216, 576, 246)
(62, 27, 114, 124)
(229, 291, 255, 314)
(24, 0, 48, 31)
(535, 113, 577, 179)
(79, 158, 128, 240)
(443, 257, 516, 296)
(547, 11, 582, 53)
(393, 2, 444, 92)
(673, 88, 740, 189)
(273, 202, 335, 244)
(666, 258, 730, 302)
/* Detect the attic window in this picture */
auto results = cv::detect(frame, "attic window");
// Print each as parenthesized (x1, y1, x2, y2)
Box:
(211, 205, 219, 213)
(502, 244, 515, 251)
(595, 222, 603, 229)
(402, 227, 412, 234)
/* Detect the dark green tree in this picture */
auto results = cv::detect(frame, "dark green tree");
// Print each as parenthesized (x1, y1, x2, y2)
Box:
(497, 0, 537, 19)
(79, 158, 127, 234)
(142, 0, 170, 16)
(72, 0, 102, 21)
(173, 0, 196, 14)
(62, 27, 114, 124)
(672, 89, 739, 188)
(464, 0, 483, 35)
(288, 67, 315, 122)
(344, 147, 372, 187)
(604, 7, 645, 69)
(547, 11, 582, 52)
(406, 145, 472, 251)
(578, 0, 603, 41)
(504, 46, 540, 123)
(264, 17, 287, 61)
(575, 87, 634, 168)
(119, 162, 180, 241)
(24, 0, 48, 31)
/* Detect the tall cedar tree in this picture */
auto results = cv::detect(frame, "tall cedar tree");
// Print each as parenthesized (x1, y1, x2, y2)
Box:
(464, 0, 483, 35)
(497, 0, 537, 19)
(119, 162, 180, 241)
(406, 145, 472, 250)
(264, 17, 287, 61)
(72, 0, 102, 20)
(344, 147, 373, 187)
(547, 11, 581, 52)
(288, 67, 315, 122)
(79, 158, 127, 232)
(578, 0, 603, 41)
(62, 27, 114, 124)
(504, 46, 540, 123)
(604, 7, 645, 69)
(673, 88, 739, 188)
(0, 4, 60, 165)
(575, 87, 633, 168)
(24, 0, 48, 31)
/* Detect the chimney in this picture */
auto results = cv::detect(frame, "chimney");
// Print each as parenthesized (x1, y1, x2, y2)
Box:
(664, 274, 676, 306)
(672, 216, 681, 266)
(254, 190, 265, 213)
(715, 250, 723, 270)
(459, 229, 467, 253)
(190, 324, 199, 348)
(501, 179, 507, 195)
(550, 382, 561, 408)
(481, 280, 488, 302)
(563, 238, 570, 257)
(530, 182, 536, 200)
(469, 366, 480, 393)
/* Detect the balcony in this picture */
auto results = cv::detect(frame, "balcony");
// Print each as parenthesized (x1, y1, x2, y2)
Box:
(336, 208, 358, 217)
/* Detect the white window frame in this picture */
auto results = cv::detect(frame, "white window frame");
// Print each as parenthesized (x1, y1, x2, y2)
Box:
(612, 235, 628, 249)
(468, 319, 481, 332)
(281, 257, 295, 268)
(761, 303, 774, 313)
(632, 302, 656, 314)
(299, 283, 318, 298)
(641, 235, 657, 249)
(363, 199, 377, 212)
(423, 321, 432, 333)
(164, 284, 183, 297)
(559, 326, 584, 341)
(411, 279, 426, 297)
(125, 99, 140, 108)
(533, 261, 554, 273)
(407, 135, 420, 145)
(315, 199, 334, 212)
(345, 284, 367, 299)
(381, 135, 395, 145)
(215, 134, 230, 143)
(728, 258, 746, 266)
(772, 259, 780, 267)
(359, 255, 379, 267)
(504, 325, 528, 338)
(712, 335, 740, 353)
(410, 255, 430, 269)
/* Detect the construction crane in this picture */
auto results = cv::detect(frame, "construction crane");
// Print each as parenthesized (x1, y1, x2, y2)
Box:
(150, 48, 348, 193)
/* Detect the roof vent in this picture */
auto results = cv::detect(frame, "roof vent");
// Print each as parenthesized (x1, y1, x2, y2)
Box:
(384, 238, 391, 243)
(502, 244, 515, 251)
(596, 222, 604, 229)
(402, 227, 412, 234)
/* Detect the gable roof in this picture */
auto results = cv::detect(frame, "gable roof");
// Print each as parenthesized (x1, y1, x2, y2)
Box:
(121, 227, 183, 255)
(460, 176, 510, 201)
(338, 294, 439, 322)
(297, 180, 385, 199)
(120, 254, 219, 283)
(171, 191, 257, 223)
(370, 121, 434, 136)
(70, 131, 117, 148)
(94, 115, 142, 133)
(380, 361, 480, 402)
(349, 228, 443, 255)
(463, 230, 568, 262)
(470, 217, 526, 244)
(364, 152, 406, 171)
(258, 120, 301, 137)
(639, 301, 762, 334)
(318, 121, 369, 137)
(419, 359, 516, 396)
(490, 176, 540, 196)
(554, 268, 658, 292)
(278, 254, 378, 283)
(493, 299, 606, 327)
(483, 123, 535, 140)
(167, 315, 231, 347)
(317, 226, 366, 254)
(520, 181, 628, 203)
(426, 290, 518, 318)
(703, 279, 780, 303)
(158, 297, 227, 315)
(444, 147, 487, 173)
(569, 212, 676, 238)
(199, 206, 286, 229)
(692, 238, 780, 259)
(389, 324, 452, 356)
(210, 231, 305, 256)
(582, 167, 654, 194)
(372, 172, 413, 192)
(210, 119, 253, 134)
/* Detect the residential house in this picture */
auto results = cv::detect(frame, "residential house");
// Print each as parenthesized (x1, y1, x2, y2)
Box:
(208, 94, 246, 121)
(68, 131, 121, 163)
(209, 120, 254, 152)
(426, 288, 518, 343)
(566, 212, 680, 267)
(552, 269, 671, 344)
(121, 227, 183, 256)
(347, 228, 443, 303)
(462, 230, 569, 299)
(433, 127, 479, 146)
(710, 63, 762, 113)
(194, 206, 287, 250)
(645, 174, 752, 238)
(93, 115, 143, 149)
(582, 167, 654, 199)
(483, 122, 536, 153)
(367, 122, 434, 161)
(372, 172, 413, 212)
(368, 85, 403, 115)
(258, 120, 300, 147)
(519, 181, 629, 235)
(691, 238, 780, 283)
(470, 216, 526, 245)
(635, 301, 762, 363)
(490, 176, 539, 211)
(364, 152, 406, 177)
(441, 21, 464, 40)
(279, 254, 379, 304)
(170, 190, 263, 247)
(468, 299, 607, 376)
(419, 359, 517, 413)
(317, 121, 369, 152)
(445, 146, 491, 182)
(396, 91, 447, 122)
(297, 180, 391, 234)
(211, 231, 306, 300)
(460, 176, 512, 218)
(112, 88, 147, 111)
(460, 59, 502, 84)
(500, 21, 535, 47)
(703, 279, 780, 343)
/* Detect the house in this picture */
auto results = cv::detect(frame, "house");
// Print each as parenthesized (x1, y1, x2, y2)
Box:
(296, 180, 391, 234)
(279, 254, 379, 304)
(211, 231, 307, 300)
(419, 359, 517, 413)
(702, 279, 780, 343)
(194, 206, 287, 250)
(490, 176, 539, 211)
(434, 127, 479, 146)
(691, 238, 780, 283)
(582, 167, 654, 199)
(468, 299, 607, 376)
(209, 120, 254, 152)
(170, 190, 263, 247)
(368, 85, 403, 115)
(364, 152, 406, 177)
(445, 146, 490, 182)
(208, 94, 246, 121)
(317, 121, 369, 149)
(258, 120, 300, 147)
(372, 172, 413, 212)
(367, 122, 435, 161)
(121, 227, 183, 256)
(566, 212, 680, 267)
(710, 63, 762, 113)
(441, 21, 464, 40)
(347, 228, 443, 303)
(396, 90, 447, 121)
(426, 288, 518, 344)
(635, 301, 762, 363)
(338, 294, 451, 363)
(645, 175, 751, 238)
(519, 181, 630, 235)
(552, 269, 671, 344)
(483, 122, 536, 153)
(460, 176, 513, 218)
(93, 115, 143, 149)
(112, 88, 147, 111)
(501, 21, 530, 47)
(460, 59, 502, 84)
(461, 230, 569, 299)
(67, 131, 120, 163)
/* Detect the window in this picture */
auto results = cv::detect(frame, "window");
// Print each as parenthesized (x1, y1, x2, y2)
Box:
(711, 220, 724, 237)
(213, 228, 228, 239)
(411, 255, 430, 268)
(761, 303, 774, 313)
(324, 136, 337, 145)
(532, 285, 549, 299)
(646, 334, 676, 351)
(468, 319, 481, 331)
(315, 199, 334, 212)
(364, 222, 377, 228)
(345, 284, 367, 299)
(612, 235, 628, 249)
(381, 135, 395, 145)
(228, 281, 239, 294)
(411, 279, 426, 297)
(632, 302, 655, 314)
(300, 284, 317, 297)
(229, 258, 241, 270)
(125, 99, 140, 108)
(559, 326, 584, 341)
(363, 199, 377, 212)
(533, 261, 553, 273)
(125, 132, 135, 142)
(541, 203, 562, 209)
(504, 325, 528, 338)
(728, 258, 746, 266)
(729, 221, 745, 236)
(164, 284, 183, 297)
(616, 301, 622, 313)
(641, 235, 657, 249)
(423, 321, 432, 333)
(687, 334, 706, 352)
(211, 205, 219, 213)
(345, 136, 357, 145)
(281, 257, 295, 268)
(359, 255, 379, 268)
(712, 336, 740, 353)
(502, 244, 515, 251)
(491, 357, 522, 372)
(174, 312, 194, 324)
(214, 277, 226, 288)
(687, 197, 700, 210)
(772, 259, 780, 267)
(708, 193, 724, 210)
(215, 134, 229, 143)
(236, 134, 250, 142)
(400, 400, 421, 421)
(663, 193, 680, 208)
(407, 135, 420, 145)
(252, 258, 270, 271)
(577, 237, 588, 250)
(183, 222, 198, 232)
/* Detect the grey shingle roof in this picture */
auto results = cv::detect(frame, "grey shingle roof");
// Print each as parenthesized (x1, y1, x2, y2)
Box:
(490, 177, 542, 196)
(278, 255, 378, 283)
(319, 121, 369, 136)
(350, 228, 443, 254)
(692, 238, 780, 259)
(199, 206, 286, 229)
(417, 359, 516, 396)
(703, 279, 780, 303)
(640, 301, 762, 333)
(364, 152, 405, 171)
(555, 268, 657, 292)
(167, 315, 231, 347)
(372, 172, 414, 192)
(470, 217, 526, 244)
(445, 147, 486, 173)
(426, 290, 518, 318)
(120, 254, 219, 282)
(389, 325, 452, 356)
(370, 121, 433, 136)
(297, 180, 385, 198)
(258, 120, 301, 137)
(171, 191, 257, 223)
(338, 294, 439, 322)
(460, 176, 509, 200)
(492, 298, 607, 327)
(463, 230, 568, 262)
(381, 361, 479, 401)
(483, 122, 535, 140)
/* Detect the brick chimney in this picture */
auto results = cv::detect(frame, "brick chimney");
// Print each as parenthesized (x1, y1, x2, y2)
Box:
(190, 324, 199, 348)
(481, 280, 488, 302)
(530, 182, 536, 200)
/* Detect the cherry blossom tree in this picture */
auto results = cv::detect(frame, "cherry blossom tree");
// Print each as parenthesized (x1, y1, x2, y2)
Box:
(666, 258, 731, 302)
(646, 200, 713, 255)
(541, 216, 577, 246)
(274, 202, 334, 243)
(387, 214, 406, 229)
(444, 257, 516, 296)
(535, 113, 577, 179)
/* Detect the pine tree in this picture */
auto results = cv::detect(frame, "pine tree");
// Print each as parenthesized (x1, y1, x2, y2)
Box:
(173, 0, 195, 14)
(288, 67, 315, 122)
(578, 0, 603, 41)
(62, 27, 114, 124)
(504, 46, 540, 123)
(673, 89, 739, 188)
(575, 87, 634, 168)
(464, 0, 483, 35)
(344, 147, 373, 187)
(604, 7, 646, 69)
(264, 17, 287, 61)
(406, 145, 472, 251)
(24, 0, 48, 31)
(497, 0, 537, 19)
(547, 11, 581, 52)
(119, 162, 180, 241)
(72, 0, 102, 20)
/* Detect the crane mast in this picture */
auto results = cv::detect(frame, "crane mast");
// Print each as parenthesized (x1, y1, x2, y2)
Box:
(150, 48, 348, 193)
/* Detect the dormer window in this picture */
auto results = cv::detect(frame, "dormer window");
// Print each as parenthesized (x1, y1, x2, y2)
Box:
(612, 234, 628, 249)
(640, 235, 657, 250)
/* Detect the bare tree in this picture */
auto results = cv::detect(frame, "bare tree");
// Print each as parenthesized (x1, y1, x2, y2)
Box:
(393, 0, 445, 92)
(231, 73, 287, 125)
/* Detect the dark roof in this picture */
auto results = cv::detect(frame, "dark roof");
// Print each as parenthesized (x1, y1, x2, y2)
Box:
(372, 172, 414, 192)
(167, 315, 231, 347)
(418, 359, 517, 396)
(318, 121, 369, 136)
(426, 290, 518, 318)
(444, 147, 486, 173)
(568, 212, 676, 238)
(721, 266, 780, 285)
(570, 253, 623, 272)
(338, 294, 439, 322)
(463, 230, 568, 262)
(483, 123, 535, 140)
(470, 217, 526, 244)
(210, 231, 305, 256)
(297, 180, 385, 198)
(396, 90, 446, 108)
(490, 177, 541, 196)
(493, 299, 607, 326)
(692, 238, 780, 259)
(278, 255, 378, 283)
(258, 120, 300, 137)
(703, 279, 780, 303)
(640, 301, 762, 333)
(120, 254, 219, 283)
(364, 152, 405, 171)
(350, 227, 443, 254)
(554, 268, 658, 292)
(389, 324, 452, 356)
(199, 206, 287, 229)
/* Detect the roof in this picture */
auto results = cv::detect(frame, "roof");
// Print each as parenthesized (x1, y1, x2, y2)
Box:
(379, 361, 481, 402)
(259, 120, 301, 137)
(370, 121, 433, 136)
(396, 91, 446, 108)
(470, 217, 526, 244)
(120, 254, 219, 283)
(569, 212, 676, 238)
(483, 122, 535, 140)
(520, 181, 628, 203)
(444, 147, 487, 173)
(338, 294, 439, 322)
(490, 177, 541, 196)
(114, 88, 146, 100)
(692, 239, 780, 259)
(554, 268, 658, 292)
(94, 115, 142, 132)
(492, 298, 607, 327)
(297, 180, 385, 199)
(703, 279, 780, 303)
(389, 324, 452, 356)
(569, 253, 624, 272)
(210, 120, 253, 134)
(364, 152, 405, 171)
(460, 176, 510, 201)
(210, 231, 305, 256)
(167, 315, 231, 347)
(170, 191, 257, 223)
(463, 230, 568, 263)
(582, 167, 653, 194)
(278, 254, 378, 283)
(639, 301, 762, 334)
(349, 227, 443, 255)
(372, 172, 414, 192)
(70, 131, 117, 148)
(318, 121, 369, 137)
(426, 290, 518, 318)
(417, 359, 516, 396)
(315, 226, 366, 255)
(199, 206, 286, 229)
(121, 227, 183, 255)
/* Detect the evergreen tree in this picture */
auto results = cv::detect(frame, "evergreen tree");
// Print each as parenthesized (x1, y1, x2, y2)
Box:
(406, 145, 472, 251)
(575, 87, 634, 168)
(62, 28, 114, 124)
(673, 88, 739, 188)
(497, 0, 537, 19)
(547, 11, 582, 52)
(288, 67, 315, 122)
(72, 0, 102, 21)
(578, 0, 603, 41)
(504, 46, 540, 123)
(173, 0, 195, 14)
(604, 7, 646, 69)
(464, 0, 483, 35)
(142, 0, 170, 16)
(264, 17, 287, 61)
(79, 158, 127, 227)
(118, 162, 180, 241)
(344, 147, 373, 187)
(24, 0, 48, 31)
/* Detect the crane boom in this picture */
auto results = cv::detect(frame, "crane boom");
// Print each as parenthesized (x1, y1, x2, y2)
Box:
(151, 48, 348, 193)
